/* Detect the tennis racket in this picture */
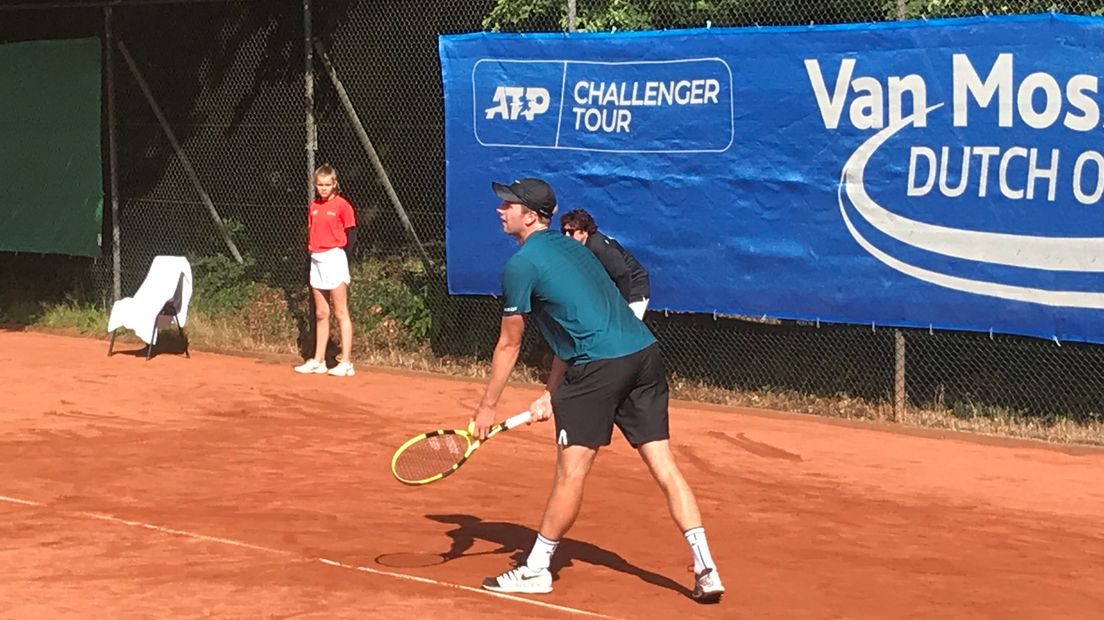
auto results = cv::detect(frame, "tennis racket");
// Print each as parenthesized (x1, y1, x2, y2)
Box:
(390, 411, 532, 486)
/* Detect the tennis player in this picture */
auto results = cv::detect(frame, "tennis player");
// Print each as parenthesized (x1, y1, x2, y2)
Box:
(294, 164, 357, 377)
(472, 177, 724, 603)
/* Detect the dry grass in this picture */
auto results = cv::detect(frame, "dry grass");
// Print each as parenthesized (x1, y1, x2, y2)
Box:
(667, 376, 1104, 446)
(897, 407, 1104, 447)
(184, 288, 300, 355)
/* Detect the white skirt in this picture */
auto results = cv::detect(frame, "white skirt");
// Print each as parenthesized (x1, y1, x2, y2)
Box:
(309, 248, 350, 290)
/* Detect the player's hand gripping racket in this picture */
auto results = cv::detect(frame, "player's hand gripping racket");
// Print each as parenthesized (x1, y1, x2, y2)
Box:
(390, 411, 532, 485)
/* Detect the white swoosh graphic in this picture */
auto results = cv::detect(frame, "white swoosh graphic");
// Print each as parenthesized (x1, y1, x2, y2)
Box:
(843, 104, 1104, 272)
(839, 108, 1104, 308)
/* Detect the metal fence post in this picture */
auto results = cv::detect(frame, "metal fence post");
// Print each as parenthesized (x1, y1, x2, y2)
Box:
(891, 0, 908, 423)
(104, 6, 122, 300)
(567, 0, 576, 32)
(304, 0, 316, 204)
(894, 330, 906, 421)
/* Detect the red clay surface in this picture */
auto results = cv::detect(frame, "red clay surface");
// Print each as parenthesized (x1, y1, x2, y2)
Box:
(1, 329, 1103, 618)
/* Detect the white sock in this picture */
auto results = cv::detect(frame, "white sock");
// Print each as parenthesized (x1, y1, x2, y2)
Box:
(684, 527, 716, 574)
(525, 533, 559, 572)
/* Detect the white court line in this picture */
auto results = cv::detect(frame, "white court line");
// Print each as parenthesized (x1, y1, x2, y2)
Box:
(0, 494, 41, 506)
(78, 511, 296, 556)
(319, 558, 615, 618)
(0, 494, 616, 619)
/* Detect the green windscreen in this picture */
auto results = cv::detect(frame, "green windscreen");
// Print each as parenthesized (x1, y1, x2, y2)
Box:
(0, 37, 102, 256)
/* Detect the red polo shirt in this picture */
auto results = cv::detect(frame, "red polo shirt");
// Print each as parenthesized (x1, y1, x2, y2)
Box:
(308, 194, 356, 252)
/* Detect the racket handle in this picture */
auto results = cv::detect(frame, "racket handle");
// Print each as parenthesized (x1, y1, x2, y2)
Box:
(502, 410, 532, 430)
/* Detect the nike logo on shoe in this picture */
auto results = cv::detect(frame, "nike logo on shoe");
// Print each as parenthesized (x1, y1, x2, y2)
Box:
(481, 566, 553, 594)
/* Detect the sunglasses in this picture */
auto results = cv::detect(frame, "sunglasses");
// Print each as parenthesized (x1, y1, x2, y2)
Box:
(562, 228, 580, 236)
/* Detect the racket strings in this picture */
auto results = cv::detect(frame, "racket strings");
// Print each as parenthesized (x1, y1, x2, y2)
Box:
(393, 433, 471, 482)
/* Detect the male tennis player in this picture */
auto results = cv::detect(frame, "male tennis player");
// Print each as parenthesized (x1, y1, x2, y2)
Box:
(471, 177, 724, 603)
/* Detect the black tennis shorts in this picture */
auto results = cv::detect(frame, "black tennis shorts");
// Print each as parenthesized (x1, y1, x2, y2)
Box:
(550, 343, 670, 448)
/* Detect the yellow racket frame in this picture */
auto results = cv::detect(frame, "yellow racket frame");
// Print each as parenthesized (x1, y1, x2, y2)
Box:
(390, 410, 531, 485)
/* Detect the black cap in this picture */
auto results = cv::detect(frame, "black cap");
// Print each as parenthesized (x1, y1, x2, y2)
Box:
(492, 178, 557, 219)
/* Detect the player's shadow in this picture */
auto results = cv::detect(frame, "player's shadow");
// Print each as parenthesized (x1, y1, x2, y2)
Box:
(426, 513, 693, 599)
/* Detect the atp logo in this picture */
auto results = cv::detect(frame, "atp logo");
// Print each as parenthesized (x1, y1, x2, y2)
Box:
(485, 86, 550, 121)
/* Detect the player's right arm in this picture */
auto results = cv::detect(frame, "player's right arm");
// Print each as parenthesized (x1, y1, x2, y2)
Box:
(473, 256, 537, 439)
(473, 315, 525, 439)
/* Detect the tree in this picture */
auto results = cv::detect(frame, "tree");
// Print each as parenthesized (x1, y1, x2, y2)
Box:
(484, 0, 887, 32)
(483, 0, 1104, 32)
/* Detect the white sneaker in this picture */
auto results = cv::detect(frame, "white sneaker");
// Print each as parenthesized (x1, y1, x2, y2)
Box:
(481, 565, 553, 594)
(691, 567, 725, 603)
(327, 361, 355, 377)
(294, 359, 327, 374)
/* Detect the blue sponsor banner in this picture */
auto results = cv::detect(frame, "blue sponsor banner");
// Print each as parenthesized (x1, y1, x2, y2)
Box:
(441, 14, 1104, 344)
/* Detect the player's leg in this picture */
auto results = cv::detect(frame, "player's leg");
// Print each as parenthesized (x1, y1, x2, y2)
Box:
(637, 440, 702, 530)
(539, 444, 599, 539)
(482, 444, 599, 595)
(636, 439, 723, 602)
(327, 282, 354, 376)
(527, 443, 598, 567)
(295, 287, 330, 374)
(641, 444, 724, 603)
(618, 344, 725, 603)
(483, 360, 617, 595)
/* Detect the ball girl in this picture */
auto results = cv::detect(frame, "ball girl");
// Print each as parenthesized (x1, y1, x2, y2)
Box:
(294, 164, 357, 377)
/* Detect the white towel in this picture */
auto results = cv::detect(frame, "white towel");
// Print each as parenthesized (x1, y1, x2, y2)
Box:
(107, 256, 193, 345)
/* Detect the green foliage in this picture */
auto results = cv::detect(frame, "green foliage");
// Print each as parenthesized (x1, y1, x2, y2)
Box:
(347, 258, 433, 347)
(191, 253, 261, 315)
(36, 302, 107, 334)
(483, 0, 885, 31)
(484, 0, 1102, 32)
(486, 0, 731, 31)
(484, 0, 563, 31)
(895, 0, 1104, 19)
(575, 0, 655, 30)
(0, 298, 43, 325)
(0, 254, 101, 326)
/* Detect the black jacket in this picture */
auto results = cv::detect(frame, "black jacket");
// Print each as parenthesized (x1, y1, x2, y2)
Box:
(584, 231, 650, 303)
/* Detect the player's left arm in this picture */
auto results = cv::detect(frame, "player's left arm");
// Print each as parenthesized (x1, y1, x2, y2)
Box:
(595, 241, 632, 300)
(343, 226, 357, 257)
(340, 198, 358, 259)
(529, 356, 567, 422)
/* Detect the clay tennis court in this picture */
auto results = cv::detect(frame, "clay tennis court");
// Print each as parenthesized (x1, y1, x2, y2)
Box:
(2, 329, 1102, 618)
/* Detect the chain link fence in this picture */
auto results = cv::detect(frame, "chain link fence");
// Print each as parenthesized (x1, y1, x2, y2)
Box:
(3, 0, 1104, 428)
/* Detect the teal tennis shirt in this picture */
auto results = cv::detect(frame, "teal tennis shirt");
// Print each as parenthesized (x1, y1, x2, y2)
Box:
(501, 229, 656, 364)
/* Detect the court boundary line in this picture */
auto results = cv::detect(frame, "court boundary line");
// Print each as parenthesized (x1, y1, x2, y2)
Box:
(0, 494, 616, 619)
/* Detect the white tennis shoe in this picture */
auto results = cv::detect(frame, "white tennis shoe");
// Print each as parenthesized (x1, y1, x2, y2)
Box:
(691, 567, 725, 603)
(293, 359, 327, 374)
(327, 361, 355, 377)
(481, 565, 553, 594)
